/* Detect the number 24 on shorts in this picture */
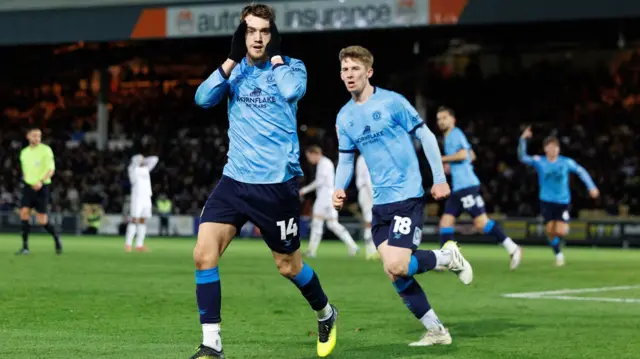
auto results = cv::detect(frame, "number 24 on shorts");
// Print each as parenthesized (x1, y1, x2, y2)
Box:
(461, 194, 484, 209)
(276, 217, 298, 240)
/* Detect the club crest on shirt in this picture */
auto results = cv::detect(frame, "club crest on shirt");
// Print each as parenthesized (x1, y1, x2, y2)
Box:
(372, 111, 381, 121)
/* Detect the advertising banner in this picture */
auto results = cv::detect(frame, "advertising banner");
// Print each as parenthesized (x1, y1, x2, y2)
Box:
(166, 0, 429, 38)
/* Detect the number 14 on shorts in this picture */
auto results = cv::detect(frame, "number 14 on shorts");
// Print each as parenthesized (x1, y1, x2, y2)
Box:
(277, 217, 298, 240)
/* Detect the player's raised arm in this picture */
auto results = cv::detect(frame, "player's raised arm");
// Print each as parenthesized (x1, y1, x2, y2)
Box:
(128, 154, 143, 183)
(267, 23, 307, 102)
(517, 126, 540, 166)
(567, 158, 599, 198)
(143, 156, 159, 171)
(195, 22, 247, 108)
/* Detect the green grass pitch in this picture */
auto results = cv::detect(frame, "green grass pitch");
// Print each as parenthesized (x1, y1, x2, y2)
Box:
(1, 234, 639, 359)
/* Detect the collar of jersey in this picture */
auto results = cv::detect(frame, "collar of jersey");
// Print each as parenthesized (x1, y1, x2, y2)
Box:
(241, 56, 289, 73)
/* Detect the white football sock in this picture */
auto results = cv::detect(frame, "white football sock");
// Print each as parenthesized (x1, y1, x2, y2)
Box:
(432, 249, 452, 267)
(202, 323, 222, 351)
(556, 252, 565, 260)
(316, 303, 333, 321)
(135, 223, 147, 248)
(363, 227, 376, 255)
(307, 219, 324, 256)
(125, 223, 136, 247)
(502, 237, 519, 255)
(420, 309, 444, 330)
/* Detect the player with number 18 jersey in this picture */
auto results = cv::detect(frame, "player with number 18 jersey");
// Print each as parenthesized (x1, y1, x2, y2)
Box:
(333, 46, 473, 347)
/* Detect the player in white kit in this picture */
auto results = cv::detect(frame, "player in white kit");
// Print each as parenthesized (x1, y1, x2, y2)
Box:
(300, 145, 359, 257)
(125, 154, 158, 252)
(355, 155, 378, 259)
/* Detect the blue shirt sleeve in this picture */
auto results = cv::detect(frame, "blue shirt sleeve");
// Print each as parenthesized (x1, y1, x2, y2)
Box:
(273, 59, 307, 102)
(195, 68, 229, 108)
(518, 138, 540, 169)
(335, 152, 355, 190)
(414, 125, 446, 185)
(454, 130, 471, 151)
(391, 93, 424, 133)
(567, 158, 597, 191)
(336, 123, 357, 153)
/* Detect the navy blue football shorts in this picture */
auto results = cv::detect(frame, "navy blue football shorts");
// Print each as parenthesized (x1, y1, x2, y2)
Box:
(443, 185, 486, 219)
(372, 197, 425, 250)
(200, 175, 301, 254)
(540, 201, 570, 224)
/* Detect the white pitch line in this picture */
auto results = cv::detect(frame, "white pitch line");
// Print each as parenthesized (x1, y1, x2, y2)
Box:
(533, 295, 640, 304)
(503, 285, 640, 298)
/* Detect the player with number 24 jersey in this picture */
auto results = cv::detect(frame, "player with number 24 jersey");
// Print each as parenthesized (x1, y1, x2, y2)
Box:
(437, 107, 522, 270)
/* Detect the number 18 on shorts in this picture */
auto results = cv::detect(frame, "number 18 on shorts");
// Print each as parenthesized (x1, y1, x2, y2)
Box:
(371, 197, 425, 250)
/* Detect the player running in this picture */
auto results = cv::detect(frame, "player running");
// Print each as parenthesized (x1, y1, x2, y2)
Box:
(518, 126, 599, 266)
(16, 127, 62, 255)
(125, 154, 158, 252)
(300, 145, 359, 257)
(437, 107, 522, 270)
(333, 45, 473, 347)
(355, 155, 378, 259)
(192, 4, 337, 358)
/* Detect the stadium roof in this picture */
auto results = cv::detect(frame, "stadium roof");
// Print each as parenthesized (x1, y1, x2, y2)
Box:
(0, 0, 227, 12)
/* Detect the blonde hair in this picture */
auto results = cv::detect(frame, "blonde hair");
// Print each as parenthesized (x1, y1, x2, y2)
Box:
(339, 46, 374, 68)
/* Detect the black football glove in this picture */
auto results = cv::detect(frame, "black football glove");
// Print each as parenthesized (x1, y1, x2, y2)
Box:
(228, 21, 247, 62)
(266, 21, 282, 59)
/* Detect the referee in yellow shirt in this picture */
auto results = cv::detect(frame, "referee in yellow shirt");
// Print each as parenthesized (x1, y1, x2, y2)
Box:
(16, 127, 62, 255)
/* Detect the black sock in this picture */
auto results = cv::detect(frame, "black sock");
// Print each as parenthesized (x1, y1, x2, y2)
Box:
(439, 227, 454, 247)
(196, 267, 222, 324)
(288, 263, 329, 311)
(43, 223, 61, 249)
(408, 250, 437, 276)
(21, 220, 30, 250)
(393, 277, 431, 319)
(549, 237, 562, 255)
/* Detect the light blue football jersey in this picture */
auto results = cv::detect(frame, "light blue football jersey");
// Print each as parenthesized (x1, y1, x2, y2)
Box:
(335, 87, 445, 205)
(444, 127, 480, 191)
(518, 138, 596, 204)
(195, 57, 306, 184)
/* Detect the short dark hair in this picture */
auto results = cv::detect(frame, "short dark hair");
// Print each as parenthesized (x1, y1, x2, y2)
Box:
(543, 136, 559, 147)
(26, 126, 41, 134)
(437, 106, 455, 117)
(306, 145, 322, 154)
(241, 3, 275, 22)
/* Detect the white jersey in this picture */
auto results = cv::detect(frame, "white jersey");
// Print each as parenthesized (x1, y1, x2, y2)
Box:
(300, 156, 335, 200)
(128, 155, 158, 199)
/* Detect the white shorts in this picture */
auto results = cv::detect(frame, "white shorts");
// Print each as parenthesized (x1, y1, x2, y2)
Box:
(312, 198, 339, 220)
(130, 196, 152, 219)
(358, 189, 373, 223)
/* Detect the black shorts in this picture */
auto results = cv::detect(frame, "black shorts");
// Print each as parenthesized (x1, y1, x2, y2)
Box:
(443, 185, 487, 219)
(540, 201, 570, 224)
(20, 183, 50, 214)
(200, 175, 301, 254)
(372, 197, 425, 250)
